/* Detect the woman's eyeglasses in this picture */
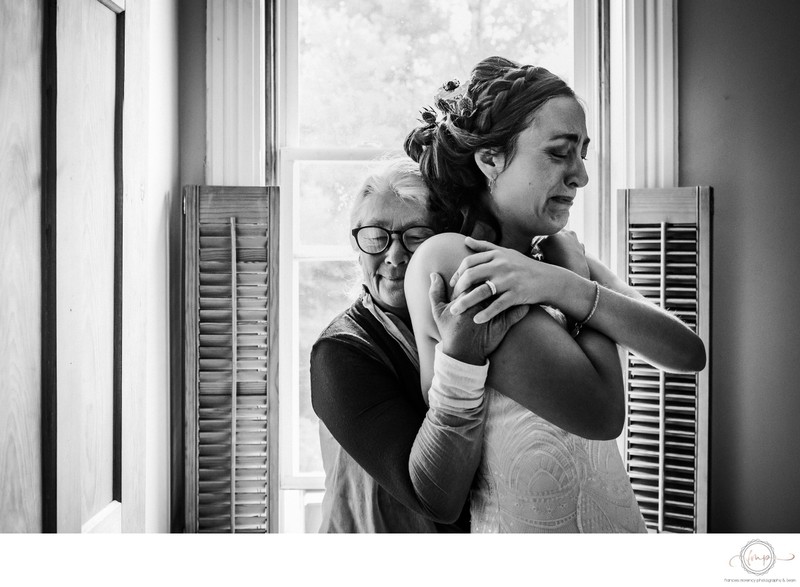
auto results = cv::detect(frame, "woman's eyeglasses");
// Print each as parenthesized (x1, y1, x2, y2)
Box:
(351, 225, 436, 255)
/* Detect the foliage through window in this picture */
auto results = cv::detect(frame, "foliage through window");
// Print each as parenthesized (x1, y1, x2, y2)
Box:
(297, 0, 574, 148)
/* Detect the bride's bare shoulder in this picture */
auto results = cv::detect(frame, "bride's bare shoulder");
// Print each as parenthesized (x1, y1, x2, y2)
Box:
(407, 232, 471, 286)
(404, 233, 472, 343)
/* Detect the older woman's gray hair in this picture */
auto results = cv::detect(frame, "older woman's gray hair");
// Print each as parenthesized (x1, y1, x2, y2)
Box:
(349, 157, 431, 229)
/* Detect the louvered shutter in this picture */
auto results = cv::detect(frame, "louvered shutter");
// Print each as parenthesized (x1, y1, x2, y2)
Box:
(184, 186, 280, 533)
(617, 187, 712, 533)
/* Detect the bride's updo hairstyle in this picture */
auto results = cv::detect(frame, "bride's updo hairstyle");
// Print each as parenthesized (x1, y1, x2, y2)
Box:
(404, 56, 576, 241)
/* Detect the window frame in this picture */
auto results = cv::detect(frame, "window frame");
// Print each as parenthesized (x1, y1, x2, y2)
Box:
(200, 0, 679, 531)
(274, 0, 604, 513)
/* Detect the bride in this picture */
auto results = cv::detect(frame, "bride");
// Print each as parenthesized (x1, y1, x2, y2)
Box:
(404, 56, 705, 532)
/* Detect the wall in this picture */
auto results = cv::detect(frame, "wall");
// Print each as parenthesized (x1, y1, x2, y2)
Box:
(146, 0, 181, 533)
(678, 0, 800, 532)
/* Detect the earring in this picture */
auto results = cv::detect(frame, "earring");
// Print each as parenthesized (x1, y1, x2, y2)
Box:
(488, 176, 495, 196)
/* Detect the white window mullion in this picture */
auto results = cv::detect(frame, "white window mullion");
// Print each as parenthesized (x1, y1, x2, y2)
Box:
(206, 0, 265, 186)
(613, 0, 678, 189)
(572, 0, 601, 259)
(207, 0, 224, 184)
(657, 0, 678, 187)
(277, 0, 303, 494)
(610, 0, 678, 277)
(279, 0, 298, 149)
(278, 154, 305, 490)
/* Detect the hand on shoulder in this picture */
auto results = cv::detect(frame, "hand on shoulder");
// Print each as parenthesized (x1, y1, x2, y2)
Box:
(428, 272, 528, 365)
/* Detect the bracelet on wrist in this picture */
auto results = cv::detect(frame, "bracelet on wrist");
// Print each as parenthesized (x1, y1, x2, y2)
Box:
(570, 281, 600, 338)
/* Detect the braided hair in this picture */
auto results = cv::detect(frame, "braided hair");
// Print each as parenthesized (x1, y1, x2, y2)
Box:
(404, 56, 576, 242)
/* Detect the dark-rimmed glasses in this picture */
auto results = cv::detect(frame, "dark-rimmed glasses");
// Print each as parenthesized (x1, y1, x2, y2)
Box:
(351, 225, 436, 255)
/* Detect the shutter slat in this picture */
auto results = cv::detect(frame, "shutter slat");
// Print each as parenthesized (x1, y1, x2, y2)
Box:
(200, 236, 269, 248)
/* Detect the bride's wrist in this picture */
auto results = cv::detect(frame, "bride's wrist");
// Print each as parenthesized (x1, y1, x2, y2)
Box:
(564, 276, 598, 322)
(542, 265, 579, 307)
(546, 270, 595, 321)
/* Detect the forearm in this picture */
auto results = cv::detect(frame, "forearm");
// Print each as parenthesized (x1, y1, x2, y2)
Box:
(550, 270, 706, 373)
(410, 344, 489, 522)
(311, 339, 486, 524)
(485, 307, 624, 440)
(568, 326, 625, 437)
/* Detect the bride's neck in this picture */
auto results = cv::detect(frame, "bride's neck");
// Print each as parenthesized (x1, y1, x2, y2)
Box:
(499, 229, 533, 254)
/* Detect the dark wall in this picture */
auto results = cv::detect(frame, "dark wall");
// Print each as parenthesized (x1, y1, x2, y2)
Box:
(679, 0, 800, 532)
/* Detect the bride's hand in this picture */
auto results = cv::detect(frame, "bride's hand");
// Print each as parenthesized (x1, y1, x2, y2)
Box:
(429, 272, 529, 365)
(448, 237, 566, 324)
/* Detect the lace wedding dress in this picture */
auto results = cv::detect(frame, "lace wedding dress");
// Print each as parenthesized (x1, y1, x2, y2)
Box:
(470, 309, 647, 533)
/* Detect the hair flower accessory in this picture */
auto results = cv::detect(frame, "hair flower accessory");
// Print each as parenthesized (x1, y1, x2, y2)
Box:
(434, 78, 473, 118)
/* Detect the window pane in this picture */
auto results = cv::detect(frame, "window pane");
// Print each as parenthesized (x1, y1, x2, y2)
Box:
(297, 259, 361, 474)
(297, 160, 383, 250)
(284, 0, 579, 520)
(298, 0, 573, 148)
(280, 489, 324, 533)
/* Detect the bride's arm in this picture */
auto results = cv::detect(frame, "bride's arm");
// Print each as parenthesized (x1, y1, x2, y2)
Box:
(407, 233, 626, 440)
(582, 253, 706, 372)
(449, 234, 706, 373)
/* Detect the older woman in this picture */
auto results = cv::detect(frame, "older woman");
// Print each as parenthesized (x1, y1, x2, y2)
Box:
(310, 157, 528, 532)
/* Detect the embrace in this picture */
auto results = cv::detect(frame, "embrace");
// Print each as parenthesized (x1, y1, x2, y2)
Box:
(310, 56, 706, 533)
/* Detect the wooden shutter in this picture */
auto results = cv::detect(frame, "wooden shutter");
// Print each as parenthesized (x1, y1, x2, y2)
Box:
(184, 186, 279, 533)
(617, 187, 712, 533)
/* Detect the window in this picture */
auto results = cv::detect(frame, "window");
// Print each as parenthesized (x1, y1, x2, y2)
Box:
(201, 0, 679, 534)
(276, 0, 596, 532)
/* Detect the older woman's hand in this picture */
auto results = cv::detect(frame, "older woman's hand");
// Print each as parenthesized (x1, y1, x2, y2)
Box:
(429, 272, 529, 365)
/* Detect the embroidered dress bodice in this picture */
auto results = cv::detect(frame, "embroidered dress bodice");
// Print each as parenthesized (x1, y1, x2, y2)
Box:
(470, 307, 647, 533)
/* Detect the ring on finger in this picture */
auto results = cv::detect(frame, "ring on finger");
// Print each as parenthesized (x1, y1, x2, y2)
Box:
(485, 280, 497, 296)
